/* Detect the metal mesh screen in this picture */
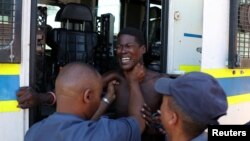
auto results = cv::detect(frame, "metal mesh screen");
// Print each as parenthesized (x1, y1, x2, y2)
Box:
(236, 0, 250, 68)
(237, 33, 250, 58)
(0, 0, 15, 50)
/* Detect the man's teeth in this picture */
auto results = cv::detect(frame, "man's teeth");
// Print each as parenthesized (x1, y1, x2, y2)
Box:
(122, 57, 130, 63)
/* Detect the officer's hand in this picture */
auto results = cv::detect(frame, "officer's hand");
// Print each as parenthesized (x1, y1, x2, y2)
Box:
(141, 103, 166, 135)
(105, 80, 119, 103)
(125, 63, 145, 83)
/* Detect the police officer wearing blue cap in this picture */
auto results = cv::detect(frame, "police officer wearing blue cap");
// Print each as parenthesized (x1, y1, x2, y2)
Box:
(154, 72, 228, 141)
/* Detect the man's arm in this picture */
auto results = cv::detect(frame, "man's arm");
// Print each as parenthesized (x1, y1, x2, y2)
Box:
(125, 63, 146, 133)
(91, 80, 118, 120)
(17, 87, 55, 108)
(102, 71, 122, 88)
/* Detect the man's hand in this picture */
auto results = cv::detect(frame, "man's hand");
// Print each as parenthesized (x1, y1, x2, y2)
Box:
(141, 103, 166, 135)
(102, 71, 122, 88)
(91, 80, 119, 120)
(124, 63, 145, 83)
(16, 87, 40, 109)
(105, 80, 119, 103)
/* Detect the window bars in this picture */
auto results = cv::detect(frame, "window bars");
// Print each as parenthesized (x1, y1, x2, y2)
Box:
(237, 0, 250, 67)
(0, 0, 15, 51)
(0, 0, 21, 63)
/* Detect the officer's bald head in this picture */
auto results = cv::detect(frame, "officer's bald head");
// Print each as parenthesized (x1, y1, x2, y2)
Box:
(55, 62, 102, 98)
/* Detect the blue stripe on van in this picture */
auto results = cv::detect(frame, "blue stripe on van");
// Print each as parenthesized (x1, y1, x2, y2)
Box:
(0, 75, 19, 100)
(184, 33, 202, 38)
(217, 77, 250, 96)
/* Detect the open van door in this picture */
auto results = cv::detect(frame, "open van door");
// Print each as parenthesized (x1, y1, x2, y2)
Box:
(0, 0, 32, 140)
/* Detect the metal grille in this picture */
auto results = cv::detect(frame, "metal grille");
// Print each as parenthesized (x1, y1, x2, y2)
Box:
(0, 0, 15, 51)
(237, 0, 250, 65)
(237, 33, 250, 58)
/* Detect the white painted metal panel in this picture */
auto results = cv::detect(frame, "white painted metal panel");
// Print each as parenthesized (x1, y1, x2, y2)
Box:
(219, 102, 250, 124)
(201, 0, 229, 69)
(167, 0, 203, 74)
(0, 0, 30, 140)
(0, 112, 28, 141)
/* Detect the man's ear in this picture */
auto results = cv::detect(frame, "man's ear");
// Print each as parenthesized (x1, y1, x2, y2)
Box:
(140, 45, 146, 54)
(82, 89, 92, 103)
(169, 112, 178, 125)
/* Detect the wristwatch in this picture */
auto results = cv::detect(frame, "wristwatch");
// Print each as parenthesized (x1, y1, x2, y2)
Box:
(102, 97, 111, 104)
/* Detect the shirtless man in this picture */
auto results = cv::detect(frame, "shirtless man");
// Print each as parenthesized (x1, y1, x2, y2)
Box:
(17, 27, 166, 141)
(103, 27, 163, 117)
(102, 27, 165, 140)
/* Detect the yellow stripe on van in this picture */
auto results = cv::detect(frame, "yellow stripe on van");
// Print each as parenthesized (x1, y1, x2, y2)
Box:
(0, 64, 20, 75)
(0, 100, 20, 112)
(179, 65, 201, 72)
(227, 93, 250, 105)
(202, 68, 250, 78)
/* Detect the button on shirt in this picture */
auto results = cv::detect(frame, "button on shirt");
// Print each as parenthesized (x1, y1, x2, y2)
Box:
(25, 112, 141, 141)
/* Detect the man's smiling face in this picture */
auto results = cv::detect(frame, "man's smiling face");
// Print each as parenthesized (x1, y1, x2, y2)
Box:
(116, 34, 145, 71)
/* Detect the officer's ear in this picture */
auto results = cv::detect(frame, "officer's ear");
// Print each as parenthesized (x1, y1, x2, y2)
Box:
(82, 89, 92, 103)
(169, 112, 178, 125)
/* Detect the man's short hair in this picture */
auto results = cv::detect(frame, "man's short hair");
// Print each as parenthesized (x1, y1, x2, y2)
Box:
(167, 96, 208, 137)
(117, 27, 145, 45)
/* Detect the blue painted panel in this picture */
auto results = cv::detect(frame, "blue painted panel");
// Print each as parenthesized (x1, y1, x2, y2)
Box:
(0, 75, 19, 100)
(0, 75, 249, 99)
(217, 77, 250, 96)
(184, 33, 202, 38)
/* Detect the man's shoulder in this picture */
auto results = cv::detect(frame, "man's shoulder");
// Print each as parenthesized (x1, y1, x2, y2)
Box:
(97, 116, 140, 130)
(103, 70, 123, 79)
(94, 117, 141, 140)
(145, 70, 168, 81)
(98, 116, 139, 125)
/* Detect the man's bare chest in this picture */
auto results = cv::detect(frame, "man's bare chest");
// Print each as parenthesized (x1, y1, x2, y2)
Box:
(113, 82, 161, 116)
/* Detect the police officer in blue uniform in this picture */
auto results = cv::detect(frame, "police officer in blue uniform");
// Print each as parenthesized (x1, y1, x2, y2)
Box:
(24, 62, 146, 141)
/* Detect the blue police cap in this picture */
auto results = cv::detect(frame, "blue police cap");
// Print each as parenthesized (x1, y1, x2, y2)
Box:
(155, 72, 228, 125)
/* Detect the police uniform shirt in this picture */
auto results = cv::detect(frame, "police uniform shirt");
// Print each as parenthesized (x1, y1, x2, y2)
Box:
(24, 112, 141, 141)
